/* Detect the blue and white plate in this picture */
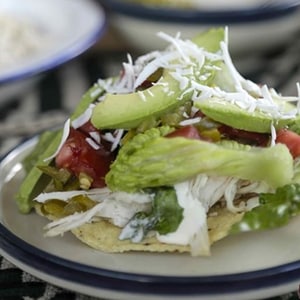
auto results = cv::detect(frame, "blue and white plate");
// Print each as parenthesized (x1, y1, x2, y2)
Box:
(1, 136, 300, 300)
(0, 0, 106, 102)
(100, 0, 300, 55)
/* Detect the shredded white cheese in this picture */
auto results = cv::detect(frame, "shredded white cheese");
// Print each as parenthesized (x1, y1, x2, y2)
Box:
(101, 129, 124, 151)
(179, 117, 201, 126)
(71, 105, 93, 129)
(111, 129, 124, 151)
(85, 137, 100, 150)
(89, 131, 101, 144)
(87, 30, 300, 126)
(44, 119, 70, 162)
(270, 123, 277, 147)
(34, 188, 110, 203)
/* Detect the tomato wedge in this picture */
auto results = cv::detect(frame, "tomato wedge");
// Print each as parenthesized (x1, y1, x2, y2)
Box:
(55, 128, 114, 188)
(218, 125, 270, 146)
(166, 125, 201, 140)
(275, 128, 300, 159)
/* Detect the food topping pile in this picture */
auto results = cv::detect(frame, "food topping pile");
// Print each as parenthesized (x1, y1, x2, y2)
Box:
(17, 28, 300, 256)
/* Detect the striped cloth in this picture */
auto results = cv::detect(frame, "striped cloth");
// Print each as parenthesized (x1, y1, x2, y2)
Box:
(1, 35, 300, 299)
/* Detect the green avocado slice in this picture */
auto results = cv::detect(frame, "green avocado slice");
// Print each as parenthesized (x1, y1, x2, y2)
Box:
(91, 71, 191, 129)
(195, 96, 298, 133)
(16, 132, 62, 213)
(90, 28, 225, 130)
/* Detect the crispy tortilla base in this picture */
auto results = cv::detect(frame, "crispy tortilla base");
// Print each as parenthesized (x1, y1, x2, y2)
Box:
(35, 203, 244, 255)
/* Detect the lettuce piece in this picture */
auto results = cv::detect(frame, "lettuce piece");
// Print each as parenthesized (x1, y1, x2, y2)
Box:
(119, 187, 183, 242)
(230, 184, 300, 233)
(106, 127, 294, 193)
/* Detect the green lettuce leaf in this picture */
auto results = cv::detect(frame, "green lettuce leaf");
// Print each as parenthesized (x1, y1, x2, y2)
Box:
(231, 184, 300, 233)
(106, 127, 294, 192)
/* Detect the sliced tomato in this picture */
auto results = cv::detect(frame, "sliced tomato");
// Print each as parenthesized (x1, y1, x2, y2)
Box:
(275, 128, 300, 158)
(166, 125, 202, 140)
(55, 128, 114, 188)
(219, 125, 270, 146)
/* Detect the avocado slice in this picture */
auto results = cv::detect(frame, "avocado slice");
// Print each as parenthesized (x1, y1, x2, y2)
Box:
(91, 71, 191, 129)
(16, 132, 62, 213)
(195, 96, 299, 133)
(16, 84, 104, 213)
(90, 28, 225, 130)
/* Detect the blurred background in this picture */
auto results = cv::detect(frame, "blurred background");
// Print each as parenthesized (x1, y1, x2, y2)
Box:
(0, 0, 300, 299)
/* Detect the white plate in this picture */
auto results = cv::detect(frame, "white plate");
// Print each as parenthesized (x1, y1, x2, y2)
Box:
(104, 0, 300, 55)
(1, 137, 300, 300)
(0, 0, 106, 102)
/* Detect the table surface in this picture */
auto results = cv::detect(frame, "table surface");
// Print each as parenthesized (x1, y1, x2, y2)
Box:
(1, 30, 300, 300)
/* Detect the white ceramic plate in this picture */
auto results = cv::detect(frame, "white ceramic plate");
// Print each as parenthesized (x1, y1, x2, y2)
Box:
(1, 137, 300, 300)
(103, 0, 300, 55)
(0, 0, 106, 103)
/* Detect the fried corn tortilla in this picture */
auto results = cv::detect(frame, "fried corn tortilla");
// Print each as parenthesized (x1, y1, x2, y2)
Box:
(35, 203, 244, 254)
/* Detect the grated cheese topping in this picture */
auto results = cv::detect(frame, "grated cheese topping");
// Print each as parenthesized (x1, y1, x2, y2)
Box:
(44, 119, 70, 162)
(71, 104, 94, 129)
(34, 188, 111, 203)
(85, 30, 300, 128)
(103, 31, 300, 124)
(89, 131, 101, 144)
(270, 123, 277, 147)
(179, 117, 201, 126)
(85, 137, 100, 150)
(111, 129, 124, 151)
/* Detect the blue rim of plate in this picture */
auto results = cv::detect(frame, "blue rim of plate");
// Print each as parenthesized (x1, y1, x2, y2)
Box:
(1, 136, 300, 297)
(102, 0, 300, 24)
(0, 0, 107, 85)
(0, 224, 300, 297)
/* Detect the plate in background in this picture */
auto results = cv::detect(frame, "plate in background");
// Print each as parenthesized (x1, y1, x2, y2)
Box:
(0, 0, 106, 103)
(100, 0, 300, 56)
